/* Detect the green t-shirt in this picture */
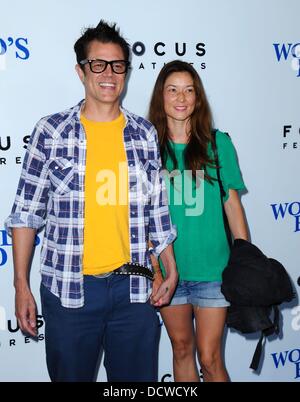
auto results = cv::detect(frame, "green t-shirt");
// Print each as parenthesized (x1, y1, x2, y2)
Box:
(160, 131, 246, 282)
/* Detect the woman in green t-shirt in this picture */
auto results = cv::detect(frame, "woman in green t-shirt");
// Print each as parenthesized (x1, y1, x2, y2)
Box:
(149, 60, 248, 382)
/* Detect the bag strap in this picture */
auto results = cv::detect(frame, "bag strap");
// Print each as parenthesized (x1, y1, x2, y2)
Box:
(250, 332, 265, 370)
(211, 130, 232, 248)
(249, 306, 279, 371)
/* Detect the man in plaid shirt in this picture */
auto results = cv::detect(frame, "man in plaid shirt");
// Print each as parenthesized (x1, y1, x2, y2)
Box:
(5, 20, 177, 382)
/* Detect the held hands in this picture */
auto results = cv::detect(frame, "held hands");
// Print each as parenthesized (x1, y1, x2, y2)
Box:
(150, 254, 178, 307)
(151, 271, 178, 307)
(15, 285, 37, 337)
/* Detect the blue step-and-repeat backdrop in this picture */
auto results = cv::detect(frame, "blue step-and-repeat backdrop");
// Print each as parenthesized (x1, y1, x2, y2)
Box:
(0, 0, 299, 382)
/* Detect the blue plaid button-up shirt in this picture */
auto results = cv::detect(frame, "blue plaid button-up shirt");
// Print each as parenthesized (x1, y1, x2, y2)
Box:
(5, 100, 176, 308)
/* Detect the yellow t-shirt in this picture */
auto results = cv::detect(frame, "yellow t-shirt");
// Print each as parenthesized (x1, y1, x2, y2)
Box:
(81, 113, 130, 275)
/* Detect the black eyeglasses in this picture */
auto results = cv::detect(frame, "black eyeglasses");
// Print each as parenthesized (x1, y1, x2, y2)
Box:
(79, 59, 130, 74)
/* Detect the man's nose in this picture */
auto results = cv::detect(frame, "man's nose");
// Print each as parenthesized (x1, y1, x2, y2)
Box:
(103, 63, 114, 75)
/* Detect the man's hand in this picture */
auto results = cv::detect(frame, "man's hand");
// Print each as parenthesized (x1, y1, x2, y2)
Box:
(15, 285, 37, 337)
(12, 228, 37, 337)
(151, 271, 178, 307)
(150, 265, 164, 305)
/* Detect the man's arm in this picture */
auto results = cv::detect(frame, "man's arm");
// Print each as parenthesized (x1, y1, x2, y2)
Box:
(5, 122, 51, 336)
(12, 227, 38, 337)
(146, 126, 178, 305)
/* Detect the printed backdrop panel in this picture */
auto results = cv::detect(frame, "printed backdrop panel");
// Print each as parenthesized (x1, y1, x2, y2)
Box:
(0, 0, 299, 382)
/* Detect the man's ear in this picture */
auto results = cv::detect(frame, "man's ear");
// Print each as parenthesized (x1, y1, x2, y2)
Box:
(75, 64, 85, 83)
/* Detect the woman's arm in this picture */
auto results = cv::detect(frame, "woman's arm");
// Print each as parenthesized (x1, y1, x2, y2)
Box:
(224, 189, 249, 240)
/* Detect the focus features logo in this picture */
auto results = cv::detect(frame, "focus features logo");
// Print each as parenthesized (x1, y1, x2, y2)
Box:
(131, 40, 206, 71)
(0, 306, 45, 346)
(282, 125, 300, 151)
(0, 135, 30, 167)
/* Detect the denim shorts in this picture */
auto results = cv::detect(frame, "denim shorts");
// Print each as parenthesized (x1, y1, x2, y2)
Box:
(169, 280, 230, 308)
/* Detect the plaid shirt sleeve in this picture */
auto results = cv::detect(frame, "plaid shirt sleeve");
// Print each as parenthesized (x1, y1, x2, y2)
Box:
(148, 125, 176, 258)
(5, 120, 50, 235)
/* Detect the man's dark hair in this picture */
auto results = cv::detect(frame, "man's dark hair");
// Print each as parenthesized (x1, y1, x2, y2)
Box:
(74, 20, 130, 68)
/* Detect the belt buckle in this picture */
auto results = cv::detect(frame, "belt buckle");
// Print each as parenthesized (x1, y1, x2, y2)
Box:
(92, 272, 113, 279)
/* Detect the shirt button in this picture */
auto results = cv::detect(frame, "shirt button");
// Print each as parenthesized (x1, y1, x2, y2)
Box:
(132, 234, 136, 238)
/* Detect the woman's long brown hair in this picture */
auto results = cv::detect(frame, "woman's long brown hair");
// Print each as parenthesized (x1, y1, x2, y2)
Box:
(149, 60, 215, 181)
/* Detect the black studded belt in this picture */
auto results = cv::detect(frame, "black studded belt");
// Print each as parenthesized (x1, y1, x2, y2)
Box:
(113, 262, 154, 281)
